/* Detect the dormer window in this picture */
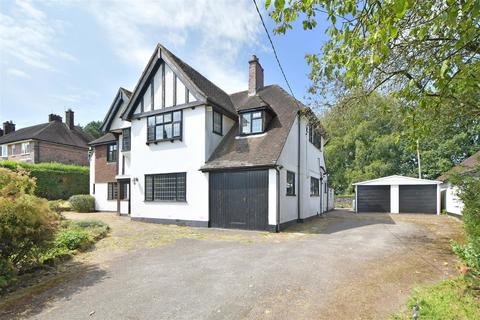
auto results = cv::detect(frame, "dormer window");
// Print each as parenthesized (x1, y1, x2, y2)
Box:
(240, 110, 264, 135)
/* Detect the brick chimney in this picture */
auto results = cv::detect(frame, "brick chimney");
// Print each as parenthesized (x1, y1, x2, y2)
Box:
(49, 114, 62, 122)
(248, 55, 264, 96)
(65, 109, 74, 129)
(0, 128, 3, 137)
(3, 121, 15, 135)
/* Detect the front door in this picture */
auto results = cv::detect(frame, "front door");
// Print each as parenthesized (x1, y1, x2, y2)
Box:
(118, 179, 131, 215)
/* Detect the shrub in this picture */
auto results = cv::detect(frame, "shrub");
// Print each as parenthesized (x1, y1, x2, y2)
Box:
(55, 229, 92, 251)
(0, 194, 58, 276)
(48, 200, 72, 214)
(0, 160, 89, 200)
(72, 220, 109, 240)
(0, 167, 36, 198)
(69, 195, 95, 213)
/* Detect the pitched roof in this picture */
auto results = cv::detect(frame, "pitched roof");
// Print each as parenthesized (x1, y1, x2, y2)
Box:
(121, 44, 236, 120)
(100, 87, 132, 132)
(437, 150, 480, 181)
(201, 85, 301, 171)
(89, 133, 116, 146)
(0, 121, 93, 148)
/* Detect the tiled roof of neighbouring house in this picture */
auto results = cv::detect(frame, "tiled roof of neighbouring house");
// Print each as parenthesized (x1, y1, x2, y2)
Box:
(437, 150, 480, 181)
(89, 133, 117, 146)
(0, 121, 93, 148)
(201, 85, 301, 170)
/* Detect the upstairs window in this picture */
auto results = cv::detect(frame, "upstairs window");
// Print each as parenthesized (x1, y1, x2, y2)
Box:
(213, 110, 223, 135)
(240, 111, 263, 135)
(107, 143, 117, 162)
(308, 124, 322, 150)
(310, 177, 319, 196)
(122, 128, 131, 151)
(147, 110, 182, 142)
(286, 171, 296, 196)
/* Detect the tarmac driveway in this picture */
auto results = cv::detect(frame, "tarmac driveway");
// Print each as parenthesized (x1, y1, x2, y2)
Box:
(0, 210, 462, 320)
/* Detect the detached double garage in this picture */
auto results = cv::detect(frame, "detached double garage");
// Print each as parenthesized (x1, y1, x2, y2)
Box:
(354, 175, 441, 214)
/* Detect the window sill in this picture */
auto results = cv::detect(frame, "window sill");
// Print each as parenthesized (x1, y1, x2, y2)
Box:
(286, 194, 296, 197)
(146, 138, 181, 144)
(212, 130, 223, 136)
(106, 161, 117, 164)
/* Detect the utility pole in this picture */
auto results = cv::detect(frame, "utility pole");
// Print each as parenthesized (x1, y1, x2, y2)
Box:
(416, 139, 422, 179)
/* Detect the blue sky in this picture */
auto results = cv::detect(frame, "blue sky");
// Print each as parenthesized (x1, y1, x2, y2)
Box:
(0, 0, 328, 128)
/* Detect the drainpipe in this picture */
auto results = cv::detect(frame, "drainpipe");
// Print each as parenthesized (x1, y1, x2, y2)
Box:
(297, 114, 301, 222)
(275, 166, 281, 232)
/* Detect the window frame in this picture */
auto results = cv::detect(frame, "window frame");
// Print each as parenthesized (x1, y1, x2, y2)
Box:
(308, 124, 322, 150)
(286, 171, 296, 196)
(20, 142, 30, 155)
(144, 172, 186, 202)
(240, 110, 264, 135)
(147, 110, 182, 143)
(107, 182, 118, 200)
(310, 177, 319, 196)
(122, 128, 131, 151)
(107, 143, 118, 162)
(212, 110, 223, 135)
(1, 145, 8, 157)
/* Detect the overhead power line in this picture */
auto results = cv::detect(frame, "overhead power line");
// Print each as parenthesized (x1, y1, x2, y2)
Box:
(251, 0, 297, 101)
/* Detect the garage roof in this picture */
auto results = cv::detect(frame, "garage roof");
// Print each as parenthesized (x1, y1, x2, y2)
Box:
(353, 175, 441, 186)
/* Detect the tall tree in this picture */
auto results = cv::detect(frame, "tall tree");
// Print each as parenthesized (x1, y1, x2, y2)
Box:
(266, 0, 480, 117)
(83, 121, 103, 139)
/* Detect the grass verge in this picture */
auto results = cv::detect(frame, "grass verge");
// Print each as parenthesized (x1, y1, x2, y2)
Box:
(392, 276, 480, 319)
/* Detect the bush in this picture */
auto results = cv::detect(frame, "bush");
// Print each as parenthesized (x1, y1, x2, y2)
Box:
(0, 168, 59, 282)
(69, 195, 95, 213)
(55, 229, 92, 251)
(48, 200, 72, 214)
(0, 160, 89, 200)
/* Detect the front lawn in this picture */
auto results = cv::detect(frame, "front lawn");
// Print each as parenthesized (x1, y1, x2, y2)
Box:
(392, 276, 480, 319)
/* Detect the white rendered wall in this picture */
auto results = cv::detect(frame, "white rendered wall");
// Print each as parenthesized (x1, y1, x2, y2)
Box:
(390, 185, 399, 213)
(94, 183, 117, 212)
(204, 106, 235, 161)
(110, 100, 130, 131)
(268, 168, 278, 226)
(129, 106, 209, 222)
(89, 150, 95, 195)
(277, 116, 327, 223)
(444, 183, 464, 215)
(118, 133, 131, 177)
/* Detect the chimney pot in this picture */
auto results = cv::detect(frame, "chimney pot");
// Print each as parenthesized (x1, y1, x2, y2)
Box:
(248, 55, 264, 96)
(65, 109, 74, 129)
(3, 121, 15, 135)
(49, 114, 62, 122)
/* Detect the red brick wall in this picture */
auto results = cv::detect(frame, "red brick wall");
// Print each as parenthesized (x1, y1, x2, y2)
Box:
(94, 145, 117, 183)
(37, 141, 89, 166)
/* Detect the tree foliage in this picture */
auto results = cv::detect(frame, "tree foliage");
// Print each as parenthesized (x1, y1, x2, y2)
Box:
(83, 120, 103, 139)
(266, 0, 480, 118)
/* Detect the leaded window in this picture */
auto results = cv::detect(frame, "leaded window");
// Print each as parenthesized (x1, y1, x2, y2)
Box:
(145, 173, 186, 202)
(122, 128, 131, 151)
(107, 182, 118, 200)
(147, 111, 182, 142)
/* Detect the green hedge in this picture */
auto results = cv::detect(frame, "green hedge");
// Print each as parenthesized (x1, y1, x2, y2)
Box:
(0, 161, 89, 200)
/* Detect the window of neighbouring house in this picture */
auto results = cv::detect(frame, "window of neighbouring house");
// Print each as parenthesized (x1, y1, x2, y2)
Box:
(107, 182, 118, 200)
(20, 142, 30, 154)
(11, 144, 16, 155)
(240, 111, 264, 135)
(145, 172, 186, 202)
(107, 143, 117, 162)
(310, 177, 319, 196)
(0, 145, 7, 157)
(122, 128, 131, 151)
(213, 110, 222, 135)
(286, 171, 296, 196)
(147, 110, 182, 142)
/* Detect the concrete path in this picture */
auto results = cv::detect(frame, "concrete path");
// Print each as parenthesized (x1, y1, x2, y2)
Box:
(0, 210, 462, 320)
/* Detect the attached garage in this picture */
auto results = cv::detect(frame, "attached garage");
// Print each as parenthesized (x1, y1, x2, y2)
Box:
(354, 175, 441, 214)
(209, 170, 269, 230)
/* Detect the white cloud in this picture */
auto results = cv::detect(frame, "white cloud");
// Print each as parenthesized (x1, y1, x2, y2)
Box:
(0, 0, 76, 72)
(68, 0, 262, 93)
(6, 68, 31, 79)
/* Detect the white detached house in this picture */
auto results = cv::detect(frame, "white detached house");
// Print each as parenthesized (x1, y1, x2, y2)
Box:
(89, 43, 333, 231)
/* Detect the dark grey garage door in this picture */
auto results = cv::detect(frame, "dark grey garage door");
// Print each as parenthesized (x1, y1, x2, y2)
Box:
(357, 185, 390, 212)
(399, 185, 437, 213)
(209, 170, 268, 230)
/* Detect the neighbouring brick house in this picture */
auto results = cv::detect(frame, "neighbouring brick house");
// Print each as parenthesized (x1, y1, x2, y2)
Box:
(0, 110, 93, 166)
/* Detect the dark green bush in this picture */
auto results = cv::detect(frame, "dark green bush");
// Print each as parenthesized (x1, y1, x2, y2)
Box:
(69, 195, 95, 213)
(0, 160, 89, 200)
